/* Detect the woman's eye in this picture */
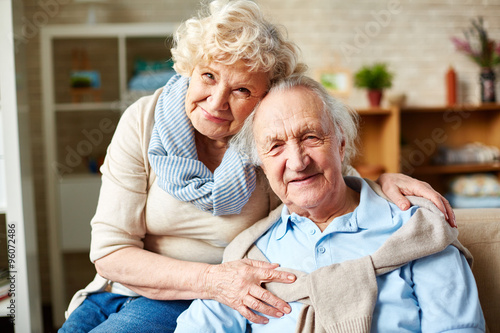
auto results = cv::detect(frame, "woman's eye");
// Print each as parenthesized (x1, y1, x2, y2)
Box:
(235, 87, 251, 97)
(203, 73, 214, 80)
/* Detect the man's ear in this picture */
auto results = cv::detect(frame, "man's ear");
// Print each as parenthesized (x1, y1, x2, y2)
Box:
(339, 138, 346, 162)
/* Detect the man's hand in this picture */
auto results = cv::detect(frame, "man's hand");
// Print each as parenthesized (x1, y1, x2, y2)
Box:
(376, 173, 456, 227)
(202, 259, 295, 324)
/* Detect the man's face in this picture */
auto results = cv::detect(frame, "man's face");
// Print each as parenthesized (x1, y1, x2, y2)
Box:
(253, 86, 346, 215)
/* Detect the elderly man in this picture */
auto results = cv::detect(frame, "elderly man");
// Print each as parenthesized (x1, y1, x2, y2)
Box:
(175, 75, 485, 332)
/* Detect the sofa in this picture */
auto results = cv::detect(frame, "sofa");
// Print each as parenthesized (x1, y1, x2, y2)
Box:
(455, 208, 500, 333)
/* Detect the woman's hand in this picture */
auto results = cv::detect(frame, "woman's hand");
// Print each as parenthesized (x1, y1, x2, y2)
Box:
(203, 259, 296, 324)
(376, 173, 456, 227)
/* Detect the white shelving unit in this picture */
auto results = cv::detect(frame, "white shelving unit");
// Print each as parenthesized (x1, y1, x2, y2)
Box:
(0, 0, 43, 331)
(0, 113, 5, 214)
(40, 22, 180, 326)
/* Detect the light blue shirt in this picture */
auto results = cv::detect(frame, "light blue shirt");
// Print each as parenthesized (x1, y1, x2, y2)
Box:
(175, 178, 485, 333)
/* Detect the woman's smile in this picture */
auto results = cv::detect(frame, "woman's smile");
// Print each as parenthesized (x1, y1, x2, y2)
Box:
(201, 107, 230, 124)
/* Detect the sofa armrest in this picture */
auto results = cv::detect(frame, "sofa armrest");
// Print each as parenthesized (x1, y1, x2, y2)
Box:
(454, 208, 500, 333)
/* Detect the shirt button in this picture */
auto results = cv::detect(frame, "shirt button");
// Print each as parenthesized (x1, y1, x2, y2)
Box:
(309, 229, 316, 235)
(317, 246, 326, 254)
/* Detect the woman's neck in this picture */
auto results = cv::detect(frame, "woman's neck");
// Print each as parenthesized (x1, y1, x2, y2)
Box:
(194, 131, 229, 173)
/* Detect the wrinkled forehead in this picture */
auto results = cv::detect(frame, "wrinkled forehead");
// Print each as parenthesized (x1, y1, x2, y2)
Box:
(253, 87, 331, 142)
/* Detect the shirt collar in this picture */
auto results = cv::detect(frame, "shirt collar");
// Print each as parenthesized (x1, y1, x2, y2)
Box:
(344, 176, 395, 229)
(275, 177, 395, 239)
(275, 205, 293, 240)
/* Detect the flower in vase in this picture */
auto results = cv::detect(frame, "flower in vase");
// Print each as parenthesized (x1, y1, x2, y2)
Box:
(451, 17, 500, 68)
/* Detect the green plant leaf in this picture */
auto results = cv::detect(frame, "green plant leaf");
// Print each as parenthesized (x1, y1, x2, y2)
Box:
(354, 63, 393, 90)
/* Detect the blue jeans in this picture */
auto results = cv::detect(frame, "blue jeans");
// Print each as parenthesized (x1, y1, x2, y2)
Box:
(58, 292, 192, 333)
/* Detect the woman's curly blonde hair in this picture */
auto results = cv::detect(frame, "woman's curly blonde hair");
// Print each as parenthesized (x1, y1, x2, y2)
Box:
(171, 0, 307, 85)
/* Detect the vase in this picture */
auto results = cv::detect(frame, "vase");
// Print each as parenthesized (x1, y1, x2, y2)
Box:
(479, 67, 496, 103)
(367, 90, 383, 107)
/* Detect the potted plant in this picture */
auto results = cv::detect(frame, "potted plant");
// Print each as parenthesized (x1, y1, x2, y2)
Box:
(354, 62, 393, 107)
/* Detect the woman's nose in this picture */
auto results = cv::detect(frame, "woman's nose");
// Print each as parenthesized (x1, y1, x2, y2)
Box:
(207, 86, 230, 111)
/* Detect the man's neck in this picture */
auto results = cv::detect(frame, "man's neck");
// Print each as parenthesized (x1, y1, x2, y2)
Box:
(289, 185, 360, 232)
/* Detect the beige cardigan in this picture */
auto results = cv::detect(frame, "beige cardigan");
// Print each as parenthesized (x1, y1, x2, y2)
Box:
(223, 178, 472, 333)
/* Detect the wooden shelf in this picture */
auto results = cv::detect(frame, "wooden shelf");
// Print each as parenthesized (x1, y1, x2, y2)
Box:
(348, 103, 500, 194)
(412, 162, 500, 175)
(55, 102, 122, 112)
(401, 103, 500, 113)
(354, 106, 399, 177)
(356, 107, 394, 115)
(400, 103, 500, 196)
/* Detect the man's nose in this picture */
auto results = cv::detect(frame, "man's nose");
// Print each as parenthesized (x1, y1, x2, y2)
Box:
(286, 144, 309, 171)
(207, 86, 230, 111)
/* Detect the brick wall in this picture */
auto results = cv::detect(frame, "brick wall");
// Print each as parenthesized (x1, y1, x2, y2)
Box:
(261, 0, 500, 107)
(19, 0, 500, 308)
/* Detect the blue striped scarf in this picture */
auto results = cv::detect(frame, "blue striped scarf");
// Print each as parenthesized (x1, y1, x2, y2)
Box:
(148, 74, 257, 216)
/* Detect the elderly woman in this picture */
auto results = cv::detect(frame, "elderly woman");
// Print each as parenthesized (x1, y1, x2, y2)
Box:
(59, 1, 454, 332)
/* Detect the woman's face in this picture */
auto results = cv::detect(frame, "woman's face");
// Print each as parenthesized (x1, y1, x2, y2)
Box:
(185, 61, 269, 143)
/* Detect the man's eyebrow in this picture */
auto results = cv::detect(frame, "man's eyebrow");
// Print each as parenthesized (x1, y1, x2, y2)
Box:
(261, 135, 278, 145)
(258, 132, 283, 147)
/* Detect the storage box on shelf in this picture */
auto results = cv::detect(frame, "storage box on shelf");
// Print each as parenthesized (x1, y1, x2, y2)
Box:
(400, 104, 500, 195)
(41, 22, 180, 324)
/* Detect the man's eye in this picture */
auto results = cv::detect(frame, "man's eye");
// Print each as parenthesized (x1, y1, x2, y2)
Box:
(304, 135, 322, 144)
(270, 143, 282, 151)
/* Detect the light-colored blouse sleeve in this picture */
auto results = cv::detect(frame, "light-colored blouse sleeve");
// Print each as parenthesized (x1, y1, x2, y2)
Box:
(89, 90, 160, 262)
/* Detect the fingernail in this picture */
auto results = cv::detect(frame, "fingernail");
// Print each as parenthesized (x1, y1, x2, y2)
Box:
(287, 275, 295, 281)
(284, 306, 291, 314)
(276, 312, 284, 317)
(262, 318, 269, 324)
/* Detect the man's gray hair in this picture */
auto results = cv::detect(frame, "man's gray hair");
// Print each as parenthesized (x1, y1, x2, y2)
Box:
(230, 74, 359, 175)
